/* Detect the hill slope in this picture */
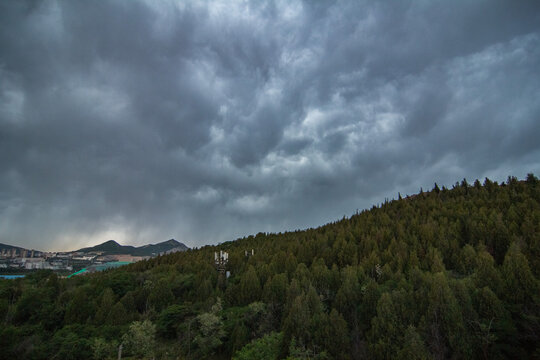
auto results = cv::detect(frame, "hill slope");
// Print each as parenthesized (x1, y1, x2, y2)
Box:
(1, 175, 539, 360)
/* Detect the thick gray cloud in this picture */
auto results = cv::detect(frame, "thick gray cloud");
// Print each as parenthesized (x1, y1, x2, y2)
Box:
(1, 0, 539, 251)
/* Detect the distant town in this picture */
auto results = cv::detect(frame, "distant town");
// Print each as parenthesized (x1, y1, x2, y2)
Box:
(0, 239, 188, 274)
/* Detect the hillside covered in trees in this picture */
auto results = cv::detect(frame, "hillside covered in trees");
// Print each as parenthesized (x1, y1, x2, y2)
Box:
(1, 175, 539, 360)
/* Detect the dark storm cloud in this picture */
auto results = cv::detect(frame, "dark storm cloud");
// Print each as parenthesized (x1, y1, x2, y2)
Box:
(1, 0, 540, 250)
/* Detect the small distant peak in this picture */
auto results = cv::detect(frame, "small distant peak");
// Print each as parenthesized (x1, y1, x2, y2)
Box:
(103, 240, 120, 246)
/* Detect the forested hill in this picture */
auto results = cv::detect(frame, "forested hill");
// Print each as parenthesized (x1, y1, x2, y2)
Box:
(1, 175, 540, 360)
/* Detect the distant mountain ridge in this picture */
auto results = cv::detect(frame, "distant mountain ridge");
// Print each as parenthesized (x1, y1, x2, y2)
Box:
(76, 239, 188, 256)
(1, 239, 188, 257)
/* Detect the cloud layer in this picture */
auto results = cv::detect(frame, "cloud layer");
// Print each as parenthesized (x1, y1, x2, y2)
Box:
(1, 0, 540, 251)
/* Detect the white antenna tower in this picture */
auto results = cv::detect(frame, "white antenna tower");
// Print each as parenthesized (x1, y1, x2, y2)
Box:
(214, 250, 228, 274)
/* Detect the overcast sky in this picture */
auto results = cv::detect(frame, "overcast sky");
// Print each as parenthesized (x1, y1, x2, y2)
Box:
(1, 0, 540, 251)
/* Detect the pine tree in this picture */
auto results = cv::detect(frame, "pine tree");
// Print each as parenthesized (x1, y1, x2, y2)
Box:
(396, 325, 430, 360)
(239, 265, 262, 305)
(502, 243, 538, 305)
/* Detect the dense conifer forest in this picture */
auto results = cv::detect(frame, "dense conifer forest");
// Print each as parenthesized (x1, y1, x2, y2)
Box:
(1, 175, 539, 360)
